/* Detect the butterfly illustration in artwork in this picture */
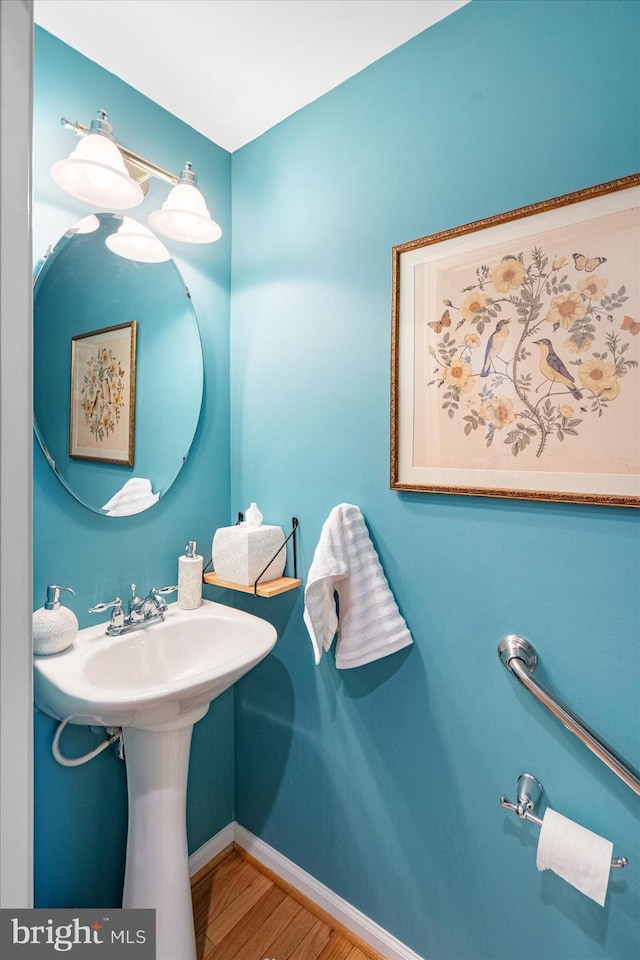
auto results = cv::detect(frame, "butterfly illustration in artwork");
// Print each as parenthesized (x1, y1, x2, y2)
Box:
(621, 315, 640, 336)
(428, 309, 452, 334)
(572, 253, 607, 272)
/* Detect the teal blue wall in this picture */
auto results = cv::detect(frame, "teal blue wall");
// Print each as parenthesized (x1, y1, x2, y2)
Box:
(34, 2, 639, 956)
(231, 2, 640, 959)
(33, 28, 234, 907)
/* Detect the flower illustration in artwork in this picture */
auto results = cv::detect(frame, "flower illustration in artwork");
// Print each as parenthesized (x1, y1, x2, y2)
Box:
(426, 242, 637, 459)
(460, 291, 490, 321)
(577, 358, 620, 399)
(481, 396, 516, 430)
(563, 335, 591, 354)
(101, 411, 114, 433)
(577, 274, 608, 301)
(599, 380, 621, 401)
(545, 291, 587, 329)
(491, 257, 526, 293)
(80, 345, 126, 443)
(444, 358, 475, 394)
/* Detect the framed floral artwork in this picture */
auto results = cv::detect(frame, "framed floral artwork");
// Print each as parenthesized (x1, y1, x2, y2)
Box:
(70, 321, 137, 465)
(391, 174, 640, 506)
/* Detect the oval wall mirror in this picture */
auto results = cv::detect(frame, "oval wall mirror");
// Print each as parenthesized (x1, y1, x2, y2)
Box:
(34, 213, 203, 516)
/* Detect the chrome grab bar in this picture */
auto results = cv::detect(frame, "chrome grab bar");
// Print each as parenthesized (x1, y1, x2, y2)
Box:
(498, 636, 640, 796)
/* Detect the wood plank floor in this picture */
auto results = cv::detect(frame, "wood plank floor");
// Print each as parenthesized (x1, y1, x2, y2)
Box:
(191, 848, 379, 960)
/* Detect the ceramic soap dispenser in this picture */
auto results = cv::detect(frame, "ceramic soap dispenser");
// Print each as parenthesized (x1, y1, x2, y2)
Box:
(178, 540, 203, 610)
(32, 585, 78, 656)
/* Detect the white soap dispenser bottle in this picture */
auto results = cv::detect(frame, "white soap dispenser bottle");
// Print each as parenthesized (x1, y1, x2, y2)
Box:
(32, 585, 79, 655)
(178, 540, 203, 610)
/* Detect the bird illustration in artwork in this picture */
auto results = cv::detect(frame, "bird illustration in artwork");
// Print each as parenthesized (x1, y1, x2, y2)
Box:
(89, 388, 102, 417)
(533, 338, 582, 400)
(480, 318, 510, 376)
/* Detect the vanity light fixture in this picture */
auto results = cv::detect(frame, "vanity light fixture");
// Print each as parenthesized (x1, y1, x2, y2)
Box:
(53, 110, 222, 244)
(148, 163, 222, 244)
(66, 214, 100, 235)
(51, 110, 144, 210)
(106, 217, 171, 263)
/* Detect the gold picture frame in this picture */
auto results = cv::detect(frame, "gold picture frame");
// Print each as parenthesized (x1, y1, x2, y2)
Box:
(391, 174, 640, 507)
(70, 321, 137, 465)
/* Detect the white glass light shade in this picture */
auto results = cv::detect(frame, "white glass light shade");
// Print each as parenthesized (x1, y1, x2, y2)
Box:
(51, 134, 144, 210)
(105, 217, 171, 263)
(66, 214, 100, 236)
(148, 182, 222, 244)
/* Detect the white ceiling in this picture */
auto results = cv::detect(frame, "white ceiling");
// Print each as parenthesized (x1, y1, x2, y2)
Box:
(34, 0, 469, 152)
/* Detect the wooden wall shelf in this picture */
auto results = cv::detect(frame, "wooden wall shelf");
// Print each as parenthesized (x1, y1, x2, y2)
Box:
(203, 572, 301, 598)
(203, 516, 300, 598)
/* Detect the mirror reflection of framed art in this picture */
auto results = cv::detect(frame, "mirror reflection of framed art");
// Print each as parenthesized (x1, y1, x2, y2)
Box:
(33, 213, 203, 515)
(70, 321, 137, 466)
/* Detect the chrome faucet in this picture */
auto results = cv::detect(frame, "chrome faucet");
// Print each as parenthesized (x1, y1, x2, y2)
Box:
(89, 584, 178, 636)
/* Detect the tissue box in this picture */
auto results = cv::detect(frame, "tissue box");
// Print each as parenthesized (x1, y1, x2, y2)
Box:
(212, 524, 286, 586)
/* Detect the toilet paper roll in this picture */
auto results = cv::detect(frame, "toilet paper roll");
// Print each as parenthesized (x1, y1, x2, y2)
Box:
(536, 808, 613, 906)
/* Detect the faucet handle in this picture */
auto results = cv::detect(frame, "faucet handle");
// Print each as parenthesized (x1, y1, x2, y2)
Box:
(152, 585, 179, 596)
(150, 586, 178, 610)
(88, 597, 125, 630)
(88, 597, 123, 613)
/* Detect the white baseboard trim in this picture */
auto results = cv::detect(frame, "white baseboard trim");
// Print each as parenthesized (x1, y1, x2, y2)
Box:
(189, 822, 423, 960)
(189, 822, 235, 878)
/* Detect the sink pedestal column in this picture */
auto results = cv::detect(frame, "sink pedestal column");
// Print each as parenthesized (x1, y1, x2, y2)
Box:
(122, 712, 206, 960)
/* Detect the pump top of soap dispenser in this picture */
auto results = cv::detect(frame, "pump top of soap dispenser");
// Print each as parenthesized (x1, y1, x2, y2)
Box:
(185, 541, 198, 558)
(44, 585, 76, 610)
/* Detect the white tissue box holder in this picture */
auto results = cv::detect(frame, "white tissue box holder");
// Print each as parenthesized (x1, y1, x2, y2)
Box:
(212, 524, 286, 587)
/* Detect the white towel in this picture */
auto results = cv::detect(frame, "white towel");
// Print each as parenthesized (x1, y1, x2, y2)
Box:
(102, 477, 159, 516)
(303, 503, 413, 668)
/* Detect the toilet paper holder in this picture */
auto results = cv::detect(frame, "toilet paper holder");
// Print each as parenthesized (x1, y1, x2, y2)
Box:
(500, 773, 628, 868)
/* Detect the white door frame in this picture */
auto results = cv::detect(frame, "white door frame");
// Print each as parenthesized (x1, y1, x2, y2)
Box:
(0, 0, 34, 907)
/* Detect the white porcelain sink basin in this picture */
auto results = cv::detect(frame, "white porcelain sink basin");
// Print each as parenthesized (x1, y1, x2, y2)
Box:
(33, 598, 277, 730)
(34, 597, 278, 960)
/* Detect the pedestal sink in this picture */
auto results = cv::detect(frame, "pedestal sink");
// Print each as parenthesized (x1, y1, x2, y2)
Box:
(33, 599, 277, 960)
